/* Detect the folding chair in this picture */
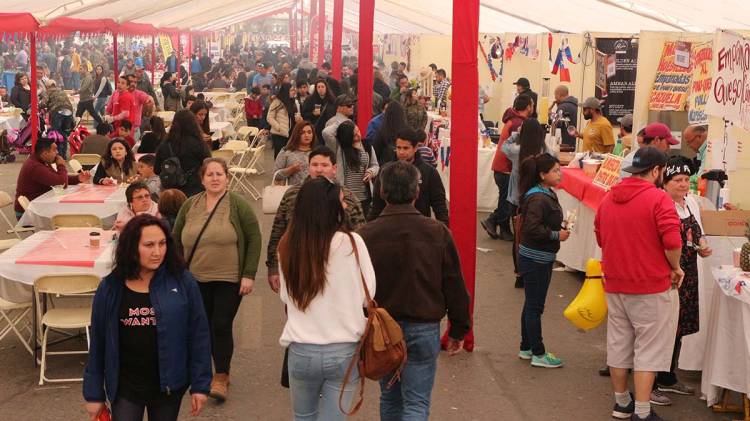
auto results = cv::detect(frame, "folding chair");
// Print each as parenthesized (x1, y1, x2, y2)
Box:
(0, 191, 33, 238)
(0, 297, 34, 356)
(51, 214, 102, 229)
(68, 159, 83, 174)
(34, 274, 100, 384)
(69, 154, 101, 167)
(212, 94, 231, 103)
(228, 143, 265, 200)
(211, 149, 235, 162)
(221, 140, 250, 167)
(231, 112, 246, 132)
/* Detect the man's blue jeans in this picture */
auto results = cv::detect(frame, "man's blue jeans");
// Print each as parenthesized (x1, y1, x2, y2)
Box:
(379, 321, 440, 421)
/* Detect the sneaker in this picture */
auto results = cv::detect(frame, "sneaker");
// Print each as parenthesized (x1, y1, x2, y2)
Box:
(480, 218, 499, 239)
(518, 349, 532, 360)
(649, 389, 672, 406)
(612, 394, 634, 419)
(630, 410, 664, 420)
(657, 381, 694, 395)
(531, 352, 564, 368)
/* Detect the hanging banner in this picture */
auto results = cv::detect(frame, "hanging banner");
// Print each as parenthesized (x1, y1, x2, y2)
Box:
(687, 43, 712, 125)
(649, 42, 694, 111)
(706, 30, 750, 130)
(595, 38, 639, 124)
(159, 35, 173, 60)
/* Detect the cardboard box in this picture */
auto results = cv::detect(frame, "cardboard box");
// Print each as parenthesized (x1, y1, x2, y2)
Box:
(700, 210, 750, 237)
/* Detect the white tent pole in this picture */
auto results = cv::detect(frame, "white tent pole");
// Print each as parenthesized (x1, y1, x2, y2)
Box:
(479, 2, 562, 33)
(596, 0, 688, 31)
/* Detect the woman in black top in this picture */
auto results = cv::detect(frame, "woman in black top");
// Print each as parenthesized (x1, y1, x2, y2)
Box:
(372, 101, 408, 165)
(10, 72, 31, 118)
(160, 72, 181, 112)
(189, 101, 214, 149)
(139, 116, 167, 154)
(154, 110, 211, 197)
(300, 79, 336, 142)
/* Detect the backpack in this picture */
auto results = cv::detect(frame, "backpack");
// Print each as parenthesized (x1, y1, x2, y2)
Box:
(339, 235, 407, 415)
(159, 143, 187, 188)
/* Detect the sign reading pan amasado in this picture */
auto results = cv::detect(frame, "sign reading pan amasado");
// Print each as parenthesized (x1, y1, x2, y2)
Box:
(595, 38, 639, 125)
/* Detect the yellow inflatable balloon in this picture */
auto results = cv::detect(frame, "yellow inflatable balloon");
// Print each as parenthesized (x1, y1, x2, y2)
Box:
(564, 259, 607, 331)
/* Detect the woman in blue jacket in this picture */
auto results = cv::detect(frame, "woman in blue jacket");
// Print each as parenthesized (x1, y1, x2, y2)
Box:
(83, 214, 212, 421)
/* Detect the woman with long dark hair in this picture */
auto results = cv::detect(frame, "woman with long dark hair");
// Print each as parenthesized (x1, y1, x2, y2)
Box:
(335, 121, 379, 215)
(516, 153, 568, 369)
(300, 79, 336, 141)
(267, 82, 302, 158)
(83, 214, 211, 421)
(138, 116, 167, 154)
(277, 177, 376, 421)
(10, 72, 31, 118)
(189, 100, 213, 147)
(93, 65, 112, 117)
(173, 158, 262, 402)
(372, 101, 408, 165)
(154, 110, 211, 197)
(274, 121, 316, 186)
(94, 138, 137, 185)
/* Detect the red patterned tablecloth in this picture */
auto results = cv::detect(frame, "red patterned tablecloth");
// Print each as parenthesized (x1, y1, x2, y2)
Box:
(557, 168, 608, 211)
(15, 229, 115, 267)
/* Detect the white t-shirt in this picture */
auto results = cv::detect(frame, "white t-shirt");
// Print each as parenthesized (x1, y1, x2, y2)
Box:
(279, 232, 376, 346)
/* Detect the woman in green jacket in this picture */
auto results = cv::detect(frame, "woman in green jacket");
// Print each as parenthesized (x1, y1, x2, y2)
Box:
(172, 157, 261, 403)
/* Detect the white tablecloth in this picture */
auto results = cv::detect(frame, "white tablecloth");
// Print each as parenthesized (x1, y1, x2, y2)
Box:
(17, 184, 126, 230)
(0, 230, 114, 301)
(700, 265, 750, 406)
(0, 114, 23, 130)
(555, 189, 601, 272)
(680, 236, 747, 371)
(211, 121, 234, 140)
(437, 146, 497, 212)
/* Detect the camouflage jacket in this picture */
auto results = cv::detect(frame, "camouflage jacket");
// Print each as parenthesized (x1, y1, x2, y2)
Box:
(265, 184, 365, 275)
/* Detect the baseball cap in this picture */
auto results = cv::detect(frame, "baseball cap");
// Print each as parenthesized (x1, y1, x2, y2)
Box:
(513, 77, 530, 88)
(617, 114, 633, 128)
(643, 122, 679, 145)
(257, 63, 266, 68)
(622, 146, 668, 174)
(580, 97, 602, 110)
(335, 94, 356, 107)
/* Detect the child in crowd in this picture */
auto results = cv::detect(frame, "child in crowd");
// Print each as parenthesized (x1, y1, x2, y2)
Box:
(415, 130, 437, 167)
(137, 153, 161, 198)
(157, 188, 187, 231)
(260, 84, 272, 130)
(245, 86, 264, 129)
(113, 120, 135, 148)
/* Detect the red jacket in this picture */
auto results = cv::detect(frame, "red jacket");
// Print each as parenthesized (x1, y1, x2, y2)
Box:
(244, 97, 263, 119)
(15, 155, 81, 212)
(491, 108, 525, 173)
(594, 177, 682, 294)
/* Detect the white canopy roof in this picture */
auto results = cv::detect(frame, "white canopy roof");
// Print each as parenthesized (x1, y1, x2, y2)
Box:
(2, 0, 750, 34)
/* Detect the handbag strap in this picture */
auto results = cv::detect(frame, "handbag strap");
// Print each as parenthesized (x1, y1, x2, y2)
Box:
(187, 191, 227, 266)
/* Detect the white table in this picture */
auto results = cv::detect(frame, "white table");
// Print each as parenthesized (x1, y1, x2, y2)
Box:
(555, 189, 601, 272)
(0, 229, 115, 302)
(700, 265, 750, 406)
(211, 121, 234, 140)
(17, 184, 126, 230)
(437, 145, 497, 212)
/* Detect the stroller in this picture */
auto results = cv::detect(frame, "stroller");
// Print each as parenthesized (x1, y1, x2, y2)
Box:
(3, 110, 47, 160)
(0, 129, 15, 163)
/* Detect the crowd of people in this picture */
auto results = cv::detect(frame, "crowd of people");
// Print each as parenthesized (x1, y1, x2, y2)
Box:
(4, 33, 729, 420)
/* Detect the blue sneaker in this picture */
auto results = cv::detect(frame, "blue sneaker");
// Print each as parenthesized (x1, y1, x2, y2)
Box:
(518, 350, 532, 360)
(531, 352, 564, 368)
(612, 393, 634, 419)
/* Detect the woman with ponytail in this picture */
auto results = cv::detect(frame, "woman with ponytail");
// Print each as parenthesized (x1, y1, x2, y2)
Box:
(516, 153, 568, 369)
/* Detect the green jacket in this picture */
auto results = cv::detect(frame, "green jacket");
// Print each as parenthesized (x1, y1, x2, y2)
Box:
(173, 191, 262, 280)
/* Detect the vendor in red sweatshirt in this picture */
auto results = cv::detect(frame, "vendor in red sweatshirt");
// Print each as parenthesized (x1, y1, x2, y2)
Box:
(594, 146, 682, 421)
(482, 94, 533, 241)
(14, 138, 91, 217)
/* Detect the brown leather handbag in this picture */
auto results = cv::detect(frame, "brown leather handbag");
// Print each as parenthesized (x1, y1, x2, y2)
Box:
(339, 235, 407, 415)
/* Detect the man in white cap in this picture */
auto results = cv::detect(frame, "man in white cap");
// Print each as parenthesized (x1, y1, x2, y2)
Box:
(572, 97, 615, 153)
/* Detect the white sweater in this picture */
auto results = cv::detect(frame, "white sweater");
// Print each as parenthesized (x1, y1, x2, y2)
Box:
(279, 232, 376, 346)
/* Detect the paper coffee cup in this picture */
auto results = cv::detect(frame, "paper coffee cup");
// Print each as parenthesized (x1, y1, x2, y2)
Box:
(90, 231, 101, 248)
(733, 248, 742, 267)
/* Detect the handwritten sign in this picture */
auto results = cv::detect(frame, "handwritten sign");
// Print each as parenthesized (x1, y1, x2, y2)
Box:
(706, 30, 750, 130)
(649, 42, 693, 111)
(592, 154, 624, 190)
(687, 43, 713, 125)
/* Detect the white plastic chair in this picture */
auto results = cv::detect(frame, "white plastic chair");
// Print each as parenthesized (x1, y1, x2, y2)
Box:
(228, 143, 266, 200)
(0, 297, 34, 356)
(51, 214, 102, 229)
(35, 274, 100, 384)
(69, 154, 101, 167)
(68, 159, 83, 174)
(0, 191, 33, 238)
(221, 140, 250, 167)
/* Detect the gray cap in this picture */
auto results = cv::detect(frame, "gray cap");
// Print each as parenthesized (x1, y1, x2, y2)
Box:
(617, 113, 633, 128)
(580, 97, 602, 110)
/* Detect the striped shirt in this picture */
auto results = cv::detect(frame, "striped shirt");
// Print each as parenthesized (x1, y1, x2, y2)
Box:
(343, 148, 370, 202)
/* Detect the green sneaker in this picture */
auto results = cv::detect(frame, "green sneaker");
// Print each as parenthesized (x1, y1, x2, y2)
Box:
(531, 352, 564, 368)
(518, 350, 532, 360)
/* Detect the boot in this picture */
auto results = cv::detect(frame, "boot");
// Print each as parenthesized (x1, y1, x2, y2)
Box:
(480, 217, 499, 239)
(499, 228, 514, 242)
(210, 373, 230, 402)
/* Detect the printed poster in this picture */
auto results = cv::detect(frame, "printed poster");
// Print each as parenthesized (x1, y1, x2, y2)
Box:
(159, 35, 173, 61)
(687, 43, 712, 125)
(595, 38, 639, 124)
(706, 30, 750, 131)
(649, 42, 693, 111)
(593, 154, 625, 190)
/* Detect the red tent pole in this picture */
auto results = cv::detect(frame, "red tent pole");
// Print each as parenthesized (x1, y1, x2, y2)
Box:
(440, 0, 479, 352)
(331, 0, 343, 79)
(151, 35, 156, 86)
(317, 0, 326, 67)
(113, 32, 119, 78)
(30, 32, 38, 151)
(309, 0, 317, 61)
(356, 0, 374, 134)
(188, 33, 192, 78)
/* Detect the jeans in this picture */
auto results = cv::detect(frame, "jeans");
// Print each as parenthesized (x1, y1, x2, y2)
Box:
(288, 342, 359, 421)
(51, 112, 74, 159)
(71, 72, 81, 90)
(489, 172, 511, 231)
(272, 134, 288, 158)
(197, 281, 243, 374)
(75, 99, 104, 126)
(94, 96, 109, 117)
(519, 254, 553, 356)
(110, 389, 185, 421)
(380, 321, 440, 421)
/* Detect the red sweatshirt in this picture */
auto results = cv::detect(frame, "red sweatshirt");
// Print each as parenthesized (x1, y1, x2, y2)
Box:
(492, 107, 525, 173)
(594, 177, 682, 294)
(15, 155, 81, 212)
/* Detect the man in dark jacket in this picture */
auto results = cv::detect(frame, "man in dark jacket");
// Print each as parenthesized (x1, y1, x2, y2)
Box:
(551, 85, 578, 147)
(513, 77, 538, 119)
(368, 127, 449, 225)
(358, 160, 470, 419)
